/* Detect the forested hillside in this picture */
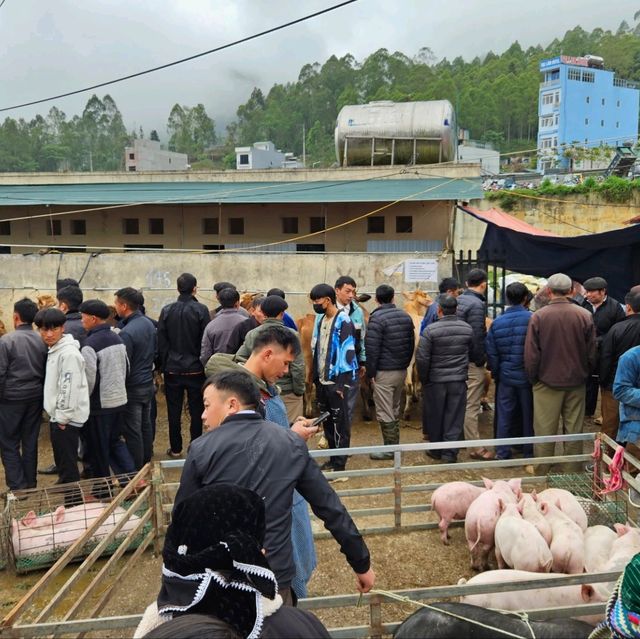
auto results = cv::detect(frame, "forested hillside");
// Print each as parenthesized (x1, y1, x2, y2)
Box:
(1, 23, 639, 172)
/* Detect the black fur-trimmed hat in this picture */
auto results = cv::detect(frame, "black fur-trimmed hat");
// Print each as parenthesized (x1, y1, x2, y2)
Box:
(158, 484, 277, 639)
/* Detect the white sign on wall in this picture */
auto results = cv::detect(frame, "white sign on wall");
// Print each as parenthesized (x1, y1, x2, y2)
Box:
(404, 259, 438, 283)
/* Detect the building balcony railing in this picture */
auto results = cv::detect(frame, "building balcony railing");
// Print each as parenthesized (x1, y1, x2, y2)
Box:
(614, 77, 639, 89)
(540, 79, 560, 88)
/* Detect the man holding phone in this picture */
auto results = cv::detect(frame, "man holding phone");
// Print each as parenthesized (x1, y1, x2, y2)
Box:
(205, 324, 320, 600)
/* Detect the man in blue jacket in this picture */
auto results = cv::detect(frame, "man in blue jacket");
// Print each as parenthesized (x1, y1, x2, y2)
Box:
(486, 282, 534, 460)
(310, 283, 358, 472)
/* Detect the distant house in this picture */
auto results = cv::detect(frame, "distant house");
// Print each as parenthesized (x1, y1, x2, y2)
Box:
(124, 139, 189, 172)
(537, 55, 639, 172)
(457, 141, 500, 176)
(235, 141, 304, 170)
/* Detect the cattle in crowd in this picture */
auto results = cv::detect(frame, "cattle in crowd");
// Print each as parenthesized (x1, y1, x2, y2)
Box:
(296, 313, 316, 417)
(37, 294, 57, 309)
(401, 290, 432, 419)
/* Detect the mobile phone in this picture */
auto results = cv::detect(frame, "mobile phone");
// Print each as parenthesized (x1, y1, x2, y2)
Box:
(310, 411, 331, 428)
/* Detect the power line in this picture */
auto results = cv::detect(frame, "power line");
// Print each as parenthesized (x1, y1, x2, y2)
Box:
(0, 0, 359, 113)
(0, 0, 7, 10)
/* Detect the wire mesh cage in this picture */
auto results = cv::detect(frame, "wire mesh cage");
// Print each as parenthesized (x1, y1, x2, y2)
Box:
(547, 471, 628, 527)
(4, 474, 152, 573)
(0, 499, 10, 571)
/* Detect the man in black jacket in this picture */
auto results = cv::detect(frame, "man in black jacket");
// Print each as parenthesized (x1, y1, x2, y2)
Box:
(0, 298, 48, 490)
(582, 276, 626, 417)
(57, 285, 87, 347)
(416, 295, 473, 463)
(456, 269, 490, 459)
(158, 273, 210, 458)
(364, 284, 415, 460)
(174, 370, 375, 604)
(600, 286, 640, 444)
(115, 287, 157, 470)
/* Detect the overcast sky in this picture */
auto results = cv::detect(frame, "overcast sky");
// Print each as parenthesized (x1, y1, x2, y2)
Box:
(0, 0, 636, 138)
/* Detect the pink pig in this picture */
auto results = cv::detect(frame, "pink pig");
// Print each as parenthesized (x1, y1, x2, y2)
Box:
(431, 480, 487, 545)
(494, 502, 553, 573)
(538, 499, 584, 574)
(583, 525, 617, 574)
(593, 524, 640, 599)
(12, 502, 140, 558)
(464, 478, 522, 571)
(535, 488, 588, 531)
(519, 491, 552, 546)
(459, 569, 606, 625)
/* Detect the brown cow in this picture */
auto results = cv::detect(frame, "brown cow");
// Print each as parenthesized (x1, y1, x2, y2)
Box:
(37, 294, 57, 309)
(296, 313, 316, 417)
(401, 290, 433, 420)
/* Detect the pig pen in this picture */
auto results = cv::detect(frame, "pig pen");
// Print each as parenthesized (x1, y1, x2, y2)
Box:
(0, 432, 637, 638)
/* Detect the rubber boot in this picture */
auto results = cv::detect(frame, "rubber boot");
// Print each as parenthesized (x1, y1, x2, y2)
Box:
(369, 421, 397, 460)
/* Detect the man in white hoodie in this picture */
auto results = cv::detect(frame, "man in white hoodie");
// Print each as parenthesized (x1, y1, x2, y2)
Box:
(35, 308, 90, 501)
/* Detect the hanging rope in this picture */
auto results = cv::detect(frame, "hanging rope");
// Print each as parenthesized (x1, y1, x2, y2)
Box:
(370, 589, 536, 639)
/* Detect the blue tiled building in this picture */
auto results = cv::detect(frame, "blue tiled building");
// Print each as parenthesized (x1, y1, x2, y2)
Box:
(537, 55, 639, 171)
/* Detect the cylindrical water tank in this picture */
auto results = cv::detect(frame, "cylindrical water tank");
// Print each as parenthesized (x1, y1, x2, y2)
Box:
(334, 100, 457, 166)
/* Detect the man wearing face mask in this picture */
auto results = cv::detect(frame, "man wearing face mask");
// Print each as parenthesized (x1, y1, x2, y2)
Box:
(309, 283, 359, 472)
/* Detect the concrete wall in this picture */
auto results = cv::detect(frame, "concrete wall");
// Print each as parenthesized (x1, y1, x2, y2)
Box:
(0, 163, 480, 185)
(453, 192, 640, 254)
(0, 251, 452, 326)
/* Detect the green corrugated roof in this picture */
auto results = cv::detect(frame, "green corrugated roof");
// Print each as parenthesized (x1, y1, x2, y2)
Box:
(0, 178, 481, 206)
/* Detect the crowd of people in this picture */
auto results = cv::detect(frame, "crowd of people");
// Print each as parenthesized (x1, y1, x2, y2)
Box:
(1, 266, 640, 624)
(2, 268, 638, 486)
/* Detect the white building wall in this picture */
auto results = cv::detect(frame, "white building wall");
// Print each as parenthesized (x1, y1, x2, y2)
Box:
(457, 144, 500, 175)
(125, 140, 189, 172)
(236, 142, 304, 170)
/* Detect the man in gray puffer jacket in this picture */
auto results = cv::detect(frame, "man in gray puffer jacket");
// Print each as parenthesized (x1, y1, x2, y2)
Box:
(455, 268, 490, 459)
(416, 295, 473, 462)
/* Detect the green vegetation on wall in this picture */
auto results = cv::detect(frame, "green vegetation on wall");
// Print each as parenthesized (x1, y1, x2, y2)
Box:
(486, 176, 640, 210)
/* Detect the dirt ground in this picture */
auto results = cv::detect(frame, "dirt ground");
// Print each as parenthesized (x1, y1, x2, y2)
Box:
(0, 392, 604, 635)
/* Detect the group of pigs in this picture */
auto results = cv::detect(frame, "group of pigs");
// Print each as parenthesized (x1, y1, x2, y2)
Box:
(431, 477, 640, 622)
(11, 502, 141, 559)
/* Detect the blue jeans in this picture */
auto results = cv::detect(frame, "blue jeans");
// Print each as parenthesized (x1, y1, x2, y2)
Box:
(495, 384, 534, 459)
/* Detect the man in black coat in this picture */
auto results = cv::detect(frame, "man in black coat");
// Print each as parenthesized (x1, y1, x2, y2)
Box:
(599, 286, 640, 444)
(416, 295, 473, 463)
(157, 273, 210, 458)
(364, 284, 415, 460)
(581, 276, 625, 417)
(174, 370, 375, 604)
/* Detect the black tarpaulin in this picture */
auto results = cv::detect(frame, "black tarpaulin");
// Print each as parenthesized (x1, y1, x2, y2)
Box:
(458, 205, 640, 302)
